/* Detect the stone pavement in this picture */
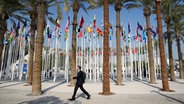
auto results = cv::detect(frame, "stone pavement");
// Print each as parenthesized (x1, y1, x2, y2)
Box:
(0, 79, 184, 104)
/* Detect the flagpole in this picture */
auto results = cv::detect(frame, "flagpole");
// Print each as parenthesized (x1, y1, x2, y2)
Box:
(89, 34, 92, 81)
(134, 40, 137, 78)
(124, 39, 127, 80)
(139, 38, 142, 81)
(11, 40, 17, 81)
(54, 29, 58, 82)
(130, 37, 133, 81)
(86, 32, 89, 79)
(65, 29, 69, 83)
(18, 29, 26, 81)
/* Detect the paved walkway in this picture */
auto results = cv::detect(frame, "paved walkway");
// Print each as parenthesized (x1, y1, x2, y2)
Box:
(0, 79, 184, 104)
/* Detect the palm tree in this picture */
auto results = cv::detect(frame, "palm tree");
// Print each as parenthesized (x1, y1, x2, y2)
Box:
(19, 0, 38, 86)
(115, 0, 123, 85)
(32, 0, 45, 95)
(155, 0, 170, 91)
(161, 0, 183, 81)
(64, 0, 95, 86)
(0, 0, 26, 72)
(125, 0, 156, 84)
(100, 0, 112, 95)
(172, 4, 184, 79)
(20, 0, 61, 86)
(88, 0, 136, 86)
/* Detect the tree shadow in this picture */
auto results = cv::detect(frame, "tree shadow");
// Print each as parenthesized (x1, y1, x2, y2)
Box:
(42, 81, 66, 93)
(0, 82, 24, 89)
(134, 78, 162, 90)
(151, 91, 184, 104)
(18, 96, 66, 104)
(174, 81, 184, 84)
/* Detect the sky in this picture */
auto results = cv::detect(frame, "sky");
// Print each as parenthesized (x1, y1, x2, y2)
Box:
(47, 2, 184, 60)
(8, 1, 184, 60)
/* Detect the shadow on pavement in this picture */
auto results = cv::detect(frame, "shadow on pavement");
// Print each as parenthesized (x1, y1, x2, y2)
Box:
(151, 91, 184, 104)
(174, 81, 184, 84)
(42, 81, 66, 93)
(0, 82, 24, 89)
(75, 93, 87, 99)
(18, 96, 82, 104)
(134, 78, 162, 90)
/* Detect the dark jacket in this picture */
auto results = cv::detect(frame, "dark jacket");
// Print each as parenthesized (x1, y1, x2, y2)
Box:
(73, 70, 84, 85)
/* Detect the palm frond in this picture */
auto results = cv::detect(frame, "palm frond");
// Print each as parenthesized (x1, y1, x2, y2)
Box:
(48, 17, 56, 25)
(55, 1, 63, 20)
(124, 3, 142, 11)
(79, 3, 88, 14)
(64, 0, 70, 12)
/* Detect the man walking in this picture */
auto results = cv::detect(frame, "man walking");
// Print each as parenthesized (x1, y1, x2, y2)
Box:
(69, 65, 90, 101)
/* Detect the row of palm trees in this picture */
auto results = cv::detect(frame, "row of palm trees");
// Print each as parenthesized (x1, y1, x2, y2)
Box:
(0, 0, 183, 95)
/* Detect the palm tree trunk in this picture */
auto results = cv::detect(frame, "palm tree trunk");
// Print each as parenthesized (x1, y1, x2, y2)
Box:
(144, 7, 156, 84)
(26, 11, 37, 85)
(99, 0, 112, 95)
(0, 14, 7, 72)
(115, 2, 122, 85)
(70, 2, 78, 86)
(166, 23, 176, 81)
(155, 0, 170, 91)
(176, 29, 184, 79)
(32, 0, 45, 95)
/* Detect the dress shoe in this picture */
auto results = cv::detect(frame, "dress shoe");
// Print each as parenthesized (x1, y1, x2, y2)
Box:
(68, 98, 75, 101)
(87, 95, 91, 100)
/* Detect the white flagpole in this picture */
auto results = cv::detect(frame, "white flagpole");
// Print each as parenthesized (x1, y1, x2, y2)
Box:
(139, 39, 142, 81)
(54, 30, 58, 82)
(124, 40, 127, 80)
(94, 35, 96, 82)
(65, 30, 69, 82)
(97, 37, 100, 80)
(89, 34, 92, 81)
(86, 33, 89, 79)
(129, 37, 133, 81)
(11, 41, 17, 81)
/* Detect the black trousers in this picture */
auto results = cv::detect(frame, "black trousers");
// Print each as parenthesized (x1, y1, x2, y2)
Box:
(72, 84, 90, 99)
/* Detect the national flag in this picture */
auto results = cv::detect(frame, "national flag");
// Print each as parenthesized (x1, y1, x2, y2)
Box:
(132, 48, 137, 54)
(139, 35, 142, 42)
(93, 15, 96, 28)
(151, 28, 157, 38)
(96, 27, 103, 36)
(65, 16, 70, 29)
(132, 35, 138, 41)
(79, 16, 84, 29)
(87, 27, 92, 33)
(21, 20, 27, 32)
(76, 25, 79, 32)
(55, 17, 60, 30)
(142, 30, 147, 43)
(137, 22, 143, 31)
(3, 37, 7, 44)
(108, 23, 112, 29)
(78, 31, 82, 38)
(128, 22, 131, 34)
(64, 31, 68, 41)
(84, 28, 87, 38)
